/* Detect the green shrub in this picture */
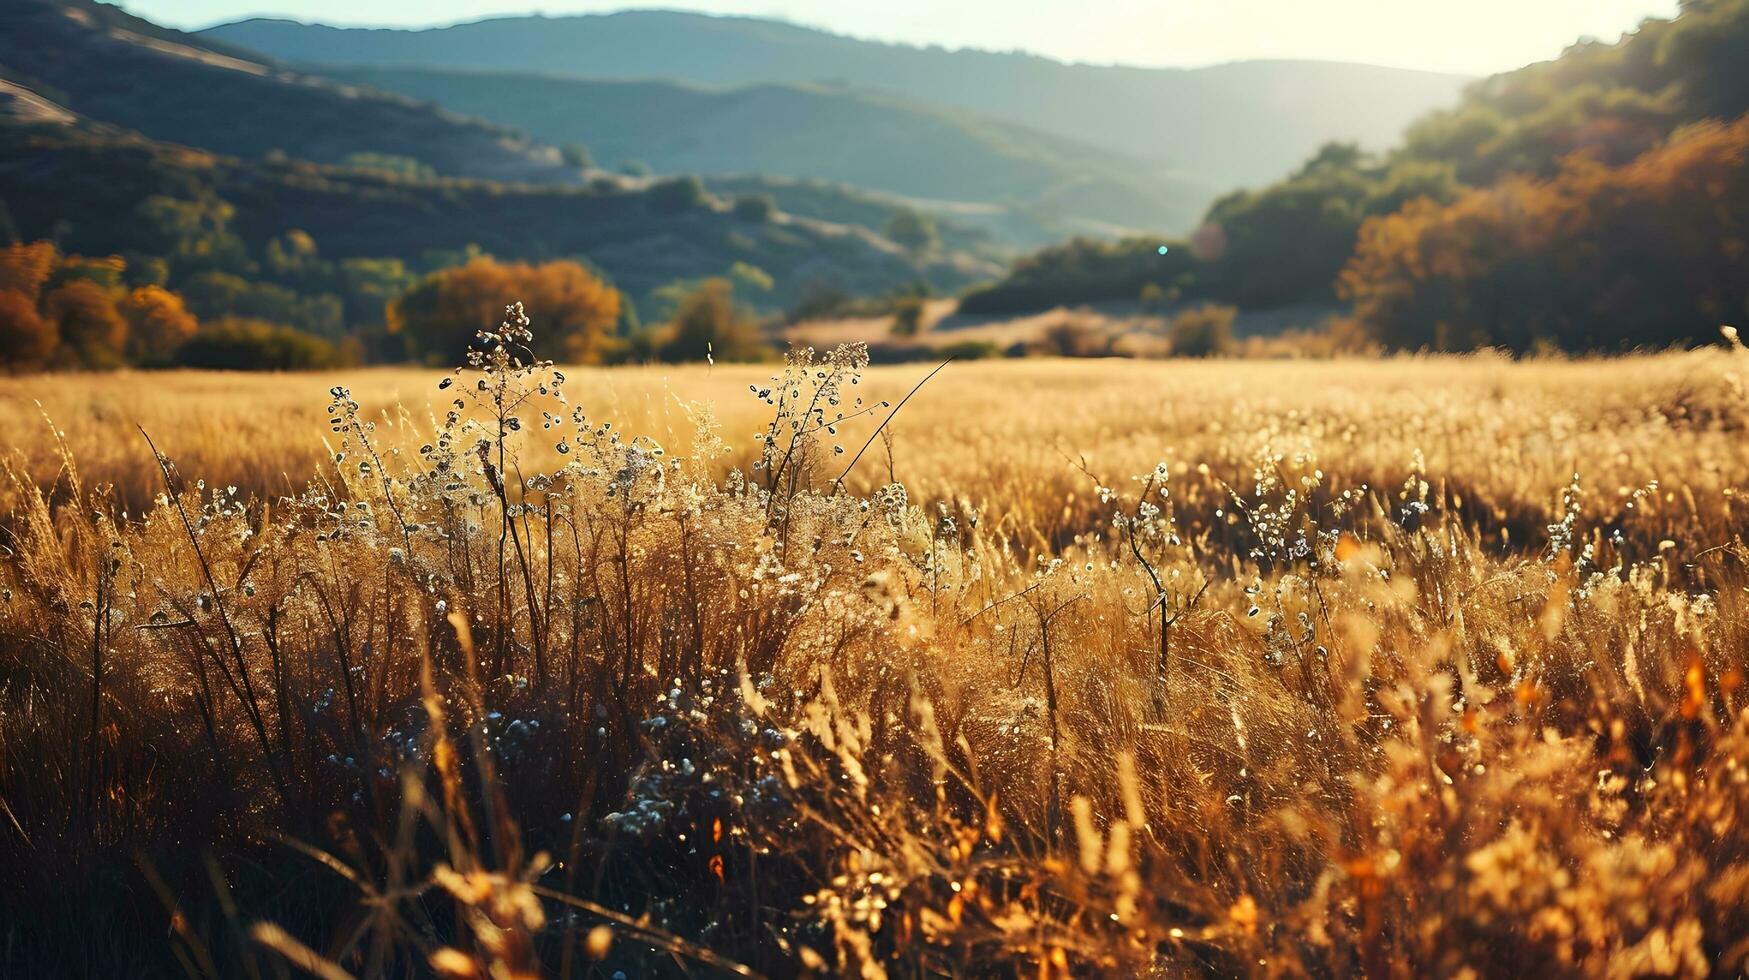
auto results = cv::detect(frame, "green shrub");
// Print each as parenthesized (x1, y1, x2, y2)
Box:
(339, 152, 436, 182)
(659, 279, 770, 363)
(175, 317, 341, 370)
(646, 176, 707, 212)
(559, 143, 593, 170)
(937, 339, 1000, 360)
(884, 207, 939, 256)
(960, 236, 1197, 315)
(731, 193, 778, 223)
(890, 294, 927, 336)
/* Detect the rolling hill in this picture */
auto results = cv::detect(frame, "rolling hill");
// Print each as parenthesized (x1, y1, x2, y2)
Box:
(204, 10, 1472, 193)
(319, 65, 1218, 236)
(0, 0, 579, 184)
(0, 112, 994, 311)
(0, 0, 1001, 318)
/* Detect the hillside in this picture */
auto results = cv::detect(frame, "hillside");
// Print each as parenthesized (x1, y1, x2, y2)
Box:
(958, 2, 1749, 350)
(322, 66, 1215, 236)
(203, 11, 1471, 193)
(0, 108, 993, 332)
(0, 117, 991, 312)
(0, 0, 580, 184)
(699, 174, 1009, 255)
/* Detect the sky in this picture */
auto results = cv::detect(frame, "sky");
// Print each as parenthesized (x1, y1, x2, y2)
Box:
(124, 0, 1680, 76)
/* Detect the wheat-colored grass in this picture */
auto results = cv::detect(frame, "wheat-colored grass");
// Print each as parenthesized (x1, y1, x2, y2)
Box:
(2, 345, 1747, 976)
(6, 351, 1745, 540)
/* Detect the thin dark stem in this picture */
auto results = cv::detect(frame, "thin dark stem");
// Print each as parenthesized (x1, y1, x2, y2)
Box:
(833, 358, 952, 496)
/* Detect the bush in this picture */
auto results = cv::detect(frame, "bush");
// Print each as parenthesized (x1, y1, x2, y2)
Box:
(937, 339, 1000, 360)
(339, 152, 436, 182)
(731, 193, 777, 223)
(559, 143, 592, 170)
(1167, 304, 1238, 358)
(646, 175, 709, 213)
(175, 317, 341, 370)
(179, 270, 343, 338)
(884, 207, 939, 256)
(959, 236, 1198, 315)
(658, 278, 770, 363)
(1032, 319, 1111, 358)
(889, 294, 927, 336)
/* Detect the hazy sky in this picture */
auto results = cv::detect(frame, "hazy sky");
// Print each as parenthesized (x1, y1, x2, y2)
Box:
(127, 0, 1679, 76)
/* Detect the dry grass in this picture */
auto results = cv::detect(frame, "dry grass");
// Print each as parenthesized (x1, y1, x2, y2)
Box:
(3, 338, 1749, 976)
(7, 351, 1746, 540)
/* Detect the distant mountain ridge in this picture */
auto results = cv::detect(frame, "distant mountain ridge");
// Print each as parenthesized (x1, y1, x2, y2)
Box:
(319, 65, 1217, 237)
(0, 0, 582, 185)
(204, 10, 1472, 193)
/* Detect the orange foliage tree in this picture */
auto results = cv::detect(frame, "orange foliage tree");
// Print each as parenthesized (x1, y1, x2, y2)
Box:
(0, 241, 212, 370)
(0, 241, 61, 369)
(120, 285, 200, 362)
(44, 280, 128, 366)
(0, 289, 56, 369)
(1340, 114, 1749, 351)
(389, 256, 622, 364)
(0, 241, 59, 298)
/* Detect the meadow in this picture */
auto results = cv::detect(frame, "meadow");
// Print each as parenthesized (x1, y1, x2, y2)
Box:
(3, 334, 1749, 976)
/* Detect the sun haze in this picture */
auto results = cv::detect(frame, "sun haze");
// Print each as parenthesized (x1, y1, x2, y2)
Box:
(129, 0, 1676, 75)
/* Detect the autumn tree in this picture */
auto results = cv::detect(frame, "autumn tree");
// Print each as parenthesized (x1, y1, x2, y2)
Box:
(0, 240, 214, 370)
(390, 256, 622, 364)
(0, 240, 58, 299)
(44, 280, 128, 366)
(0, 289, 56, 370)
(1340, 115, 1749, 351)
(121, 285, 199, 362)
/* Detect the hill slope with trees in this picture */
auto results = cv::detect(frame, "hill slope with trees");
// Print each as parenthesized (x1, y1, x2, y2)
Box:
(0, 95, 993, 367)
(961, 0, 1749, 351)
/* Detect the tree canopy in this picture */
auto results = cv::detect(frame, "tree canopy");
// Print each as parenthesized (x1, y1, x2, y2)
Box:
(389, 256, 622, 364)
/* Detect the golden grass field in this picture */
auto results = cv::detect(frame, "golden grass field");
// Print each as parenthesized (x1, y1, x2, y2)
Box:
(8, 350, 1747, 543)
(4, 343, 1749, 976)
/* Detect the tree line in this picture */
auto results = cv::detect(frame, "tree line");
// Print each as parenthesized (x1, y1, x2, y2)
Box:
(0, 234, 783, 371)
(963, 0, 1749, 352)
